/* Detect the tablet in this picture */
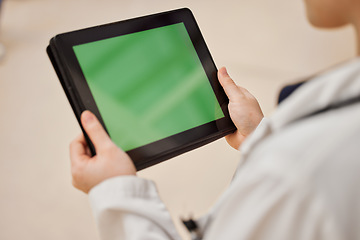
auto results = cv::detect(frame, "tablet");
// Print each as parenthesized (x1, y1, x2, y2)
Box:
(47, 8, 235, 170)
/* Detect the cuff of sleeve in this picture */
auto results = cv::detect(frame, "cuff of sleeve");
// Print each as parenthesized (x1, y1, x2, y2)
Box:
(88, 176, 181, 239)
(89, 176, 160, 206)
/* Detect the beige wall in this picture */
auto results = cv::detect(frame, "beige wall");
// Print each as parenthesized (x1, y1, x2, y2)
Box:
(0, 0, 356, 239)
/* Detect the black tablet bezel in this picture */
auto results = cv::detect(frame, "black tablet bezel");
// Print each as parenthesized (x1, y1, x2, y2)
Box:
(48, 8, 235, 170)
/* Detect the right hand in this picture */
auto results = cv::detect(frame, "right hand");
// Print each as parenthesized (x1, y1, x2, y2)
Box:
(70, 111, 136, 194)
(218, 67, 264, 150)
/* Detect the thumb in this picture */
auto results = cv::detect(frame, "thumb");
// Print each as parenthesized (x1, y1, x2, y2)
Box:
(81, 110, 113, 152)
(218, 67, 242, 101)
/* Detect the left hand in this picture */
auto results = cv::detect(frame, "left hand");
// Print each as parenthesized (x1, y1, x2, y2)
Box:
(70, 110, 136, 194)
(218, 67, 264, 150)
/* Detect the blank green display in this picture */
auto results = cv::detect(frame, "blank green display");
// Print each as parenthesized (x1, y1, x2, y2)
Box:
(73, 22, 224, 151)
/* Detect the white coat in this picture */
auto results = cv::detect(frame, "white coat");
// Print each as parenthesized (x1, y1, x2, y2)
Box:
(88, 58, 360, 240)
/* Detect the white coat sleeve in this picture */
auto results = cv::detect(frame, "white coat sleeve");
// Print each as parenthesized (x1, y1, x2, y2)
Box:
(202, 173, 344, 240)
(88, 176, 181, 240)
(88, 167, 345, 240)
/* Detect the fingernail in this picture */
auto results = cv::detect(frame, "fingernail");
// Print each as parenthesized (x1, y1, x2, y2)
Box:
(220, 67, 228, 76)
(82, 111, 94, 125)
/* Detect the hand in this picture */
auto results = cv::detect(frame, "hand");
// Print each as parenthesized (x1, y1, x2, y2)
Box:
(218, 67, 264, 150)
(70, 110, 136, 194)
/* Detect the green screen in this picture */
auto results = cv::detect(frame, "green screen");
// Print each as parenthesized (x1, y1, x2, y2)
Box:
(73, 22, 224, 151)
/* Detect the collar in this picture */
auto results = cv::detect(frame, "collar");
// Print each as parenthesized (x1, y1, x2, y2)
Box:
(271, 57, 360, 131)
(239, 57, 360, 157)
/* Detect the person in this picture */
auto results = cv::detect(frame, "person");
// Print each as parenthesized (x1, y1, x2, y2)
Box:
(70, 0, 360, 239)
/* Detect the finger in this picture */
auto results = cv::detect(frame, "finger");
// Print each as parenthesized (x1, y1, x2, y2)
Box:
(74, 133, 92, 156)
(81, 110, 113, 152)
(70, 134, 89, 166)
(77, 134, 92, 154)
(218, 67, 243, 101)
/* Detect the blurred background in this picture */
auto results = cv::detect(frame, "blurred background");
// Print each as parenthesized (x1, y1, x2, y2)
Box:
(0, 0, 356, 239)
